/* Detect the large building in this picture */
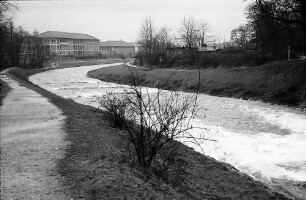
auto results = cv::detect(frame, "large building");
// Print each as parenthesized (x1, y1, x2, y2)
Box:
(38, 31, 100, 60)
(100, 40, 136, 57)
(21, 31, 136, 61)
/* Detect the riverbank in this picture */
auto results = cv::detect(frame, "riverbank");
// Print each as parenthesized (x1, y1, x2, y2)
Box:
(0, 78, 11, 106)
(87, 59, 306, 110)
(1, 65, 291, 199)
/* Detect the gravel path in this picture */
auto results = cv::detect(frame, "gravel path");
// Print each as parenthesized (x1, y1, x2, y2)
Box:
(0, 74, 70, 199)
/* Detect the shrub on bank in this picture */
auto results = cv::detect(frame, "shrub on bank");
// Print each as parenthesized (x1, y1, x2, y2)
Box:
(96, 60, 204, 171)
(97, 87, 200, 169)
(135, 48, 279, 69)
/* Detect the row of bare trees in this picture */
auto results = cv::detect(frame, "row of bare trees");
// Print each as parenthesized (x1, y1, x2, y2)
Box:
(0, 2, 48, 70)
(136, 16, 212, 65)
(180, 17, 211, 49)
(137, 18, 172, 65)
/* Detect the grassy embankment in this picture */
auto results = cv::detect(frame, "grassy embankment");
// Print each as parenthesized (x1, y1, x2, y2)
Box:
(0, 61, 291, 199)
(88, 59, 306, 110)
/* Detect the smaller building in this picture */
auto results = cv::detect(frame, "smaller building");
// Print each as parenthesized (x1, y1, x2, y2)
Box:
(99, 40, 135, 58)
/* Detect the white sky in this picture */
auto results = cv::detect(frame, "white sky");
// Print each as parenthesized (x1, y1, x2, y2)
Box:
(12, 0, 248, 42)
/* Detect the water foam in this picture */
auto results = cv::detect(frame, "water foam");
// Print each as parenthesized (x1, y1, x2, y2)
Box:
(185, 121, 306, 182)
(241, 105, 306, 134)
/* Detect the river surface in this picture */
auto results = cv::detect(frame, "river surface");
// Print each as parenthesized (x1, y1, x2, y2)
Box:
(30, 63, 306, 198)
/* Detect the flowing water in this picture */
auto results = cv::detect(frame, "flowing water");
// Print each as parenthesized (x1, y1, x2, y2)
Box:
(30, 63, 306, 198)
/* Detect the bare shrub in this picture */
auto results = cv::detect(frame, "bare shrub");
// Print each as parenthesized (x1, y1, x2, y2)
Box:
(96, 92, 128, 129)
(96, 56, 205, 170)
(98, 88, 201, 167)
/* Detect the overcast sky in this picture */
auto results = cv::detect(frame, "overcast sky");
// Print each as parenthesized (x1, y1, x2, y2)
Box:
(12, 0, 248, 42)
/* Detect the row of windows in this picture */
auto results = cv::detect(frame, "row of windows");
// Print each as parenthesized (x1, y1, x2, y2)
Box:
(73, 40, 98, 45)
(47, 45, 99, 50)
(56, 51, 98, 55)
(44, 38, 99, 45)
(44, 39, 56, 43)
(100, 47, 135, 50)
(84, 46, 99, 50)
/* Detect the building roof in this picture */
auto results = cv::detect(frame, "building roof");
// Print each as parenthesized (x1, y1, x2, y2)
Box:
(38, 31, 99, 40)
(100, 40, 135, 47)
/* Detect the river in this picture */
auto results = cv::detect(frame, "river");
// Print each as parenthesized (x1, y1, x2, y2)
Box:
(30, 63, 306, 198)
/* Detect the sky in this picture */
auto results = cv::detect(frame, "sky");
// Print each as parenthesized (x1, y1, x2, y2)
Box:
(11, 0, 248, 43)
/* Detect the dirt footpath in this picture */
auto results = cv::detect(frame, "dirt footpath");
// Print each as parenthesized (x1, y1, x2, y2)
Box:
(0, 74, 70, 199)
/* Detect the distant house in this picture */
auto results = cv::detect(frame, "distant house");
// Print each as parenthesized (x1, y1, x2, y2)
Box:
(37, 31, 100, 60)
(99, 40, 136, 57)
(172, 37, 185, 48)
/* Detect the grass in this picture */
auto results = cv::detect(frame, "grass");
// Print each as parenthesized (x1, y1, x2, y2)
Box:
(88, 59, 306, 110)
(0, 78, 11, 106)
(1, 63, 292, 199)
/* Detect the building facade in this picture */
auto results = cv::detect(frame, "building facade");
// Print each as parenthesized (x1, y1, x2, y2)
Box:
(99, 40, 135, 57)
(38, 31, 100, 60)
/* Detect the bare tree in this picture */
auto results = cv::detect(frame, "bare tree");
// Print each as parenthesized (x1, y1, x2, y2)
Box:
(137, 17, 156, 65)
(0, 1, 18, 69)
(97, 58, 205, 169)
(155, 26, 172, 50)
(28, 35, 49, 68)
(0, 1, 17, 28)
(180, 16, 198, 48)
(230, 24, 254, 48)
(245, 0, 305, 57)
(246, 0, 305, 27)
(10, 25, 28, 67)
(196, 20, 211, 48)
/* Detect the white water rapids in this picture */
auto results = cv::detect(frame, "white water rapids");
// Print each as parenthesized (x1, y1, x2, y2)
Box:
(30, 63, 306, 195)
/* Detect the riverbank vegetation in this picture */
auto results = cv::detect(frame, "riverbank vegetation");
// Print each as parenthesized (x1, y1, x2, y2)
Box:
(88, 59, 305, 109)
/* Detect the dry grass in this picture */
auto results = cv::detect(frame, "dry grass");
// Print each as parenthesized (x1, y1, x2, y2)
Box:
(88, 59, 306, 109)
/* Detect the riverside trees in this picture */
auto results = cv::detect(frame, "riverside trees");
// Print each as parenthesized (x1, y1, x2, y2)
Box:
(238, 0, 305, 58)
(136, 17, 211, 66)
(0, 2, 48, 69)
(137, 18, 174, 66)
(136, 1, 305, 68)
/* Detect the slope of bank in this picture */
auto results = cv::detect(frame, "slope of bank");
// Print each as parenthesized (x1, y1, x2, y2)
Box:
(88, 60, 305, 110)
(2, 66, 292, 199)
(0, 78, 11, 106)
